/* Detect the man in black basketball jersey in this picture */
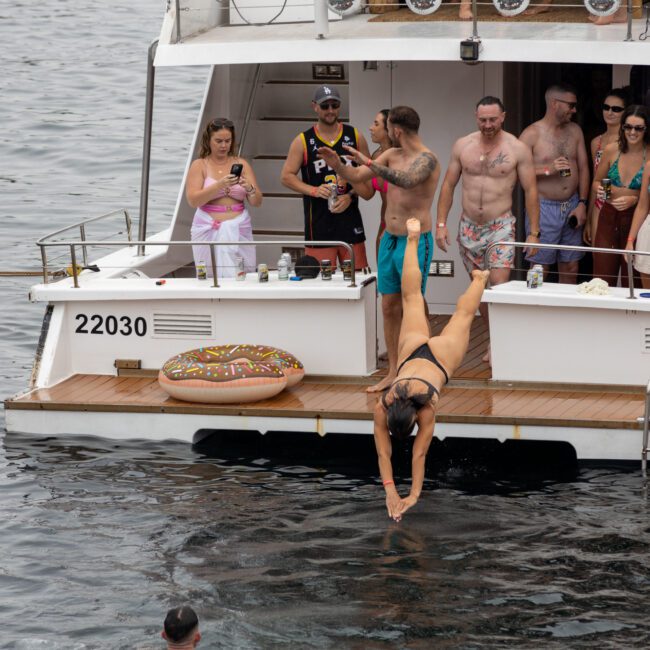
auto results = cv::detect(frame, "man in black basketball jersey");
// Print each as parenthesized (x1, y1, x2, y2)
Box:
(281, 85, 372, 269)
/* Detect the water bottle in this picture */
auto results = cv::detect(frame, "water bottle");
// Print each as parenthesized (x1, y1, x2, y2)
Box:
(235, 256, 246, 281)
(278, 257, 289, 281)
(281, 252, 293, 275)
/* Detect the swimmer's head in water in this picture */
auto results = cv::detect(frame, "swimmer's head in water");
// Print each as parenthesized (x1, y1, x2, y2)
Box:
(386, 381, 430, 441)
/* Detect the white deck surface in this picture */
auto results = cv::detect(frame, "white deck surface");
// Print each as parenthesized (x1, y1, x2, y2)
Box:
(155, 13, 650, 67)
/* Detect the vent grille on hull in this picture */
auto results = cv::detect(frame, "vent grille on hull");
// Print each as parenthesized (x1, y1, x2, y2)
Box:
(152, 313, 213, 338)
(644, 327, 650, 354)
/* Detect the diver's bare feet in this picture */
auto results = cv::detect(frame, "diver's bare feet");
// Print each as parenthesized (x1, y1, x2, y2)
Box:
(471, 269, 490, 286)
(459, 2, 473, 19)
(523, 0, 552, 14)
(590, 7, 626, 23)
(406, 218, 421, 240)
(367, 373, 396, 393)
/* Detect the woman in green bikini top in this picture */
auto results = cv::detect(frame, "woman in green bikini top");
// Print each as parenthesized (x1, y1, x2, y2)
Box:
(590, 105, 650, 288)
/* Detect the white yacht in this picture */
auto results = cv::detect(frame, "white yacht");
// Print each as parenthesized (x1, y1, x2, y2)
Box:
(4, 0, 650, 464)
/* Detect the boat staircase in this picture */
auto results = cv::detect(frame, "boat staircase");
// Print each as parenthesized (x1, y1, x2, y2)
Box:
(241, 62, 349, 262)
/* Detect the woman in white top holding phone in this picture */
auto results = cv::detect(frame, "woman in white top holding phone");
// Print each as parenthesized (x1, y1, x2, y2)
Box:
(186, 117, 263, 278)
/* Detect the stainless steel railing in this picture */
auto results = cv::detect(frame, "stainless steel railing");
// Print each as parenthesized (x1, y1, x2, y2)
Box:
(485, 240, 650, 300)
(37, 209, 133, 277)
(36, 238, 359, 288)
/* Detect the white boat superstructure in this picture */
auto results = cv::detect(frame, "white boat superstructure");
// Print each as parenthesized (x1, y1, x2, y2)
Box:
(4, 0, 650, 463)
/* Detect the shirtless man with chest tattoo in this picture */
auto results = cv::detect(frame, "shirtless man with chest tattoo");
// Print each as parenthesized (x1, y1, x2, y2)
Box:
(436, 96, 539, 363)
(519, 84, 590, 284)
(317, 106, 440, 392)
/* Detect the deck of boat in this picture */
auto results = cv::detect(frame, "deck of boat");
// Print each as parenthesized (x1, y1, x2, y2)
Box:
(6, 316, 644, 431)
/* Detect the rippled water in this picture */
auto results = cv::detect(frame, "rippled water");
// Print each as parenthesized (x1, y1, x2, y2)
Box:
(2, 3, 650, 648)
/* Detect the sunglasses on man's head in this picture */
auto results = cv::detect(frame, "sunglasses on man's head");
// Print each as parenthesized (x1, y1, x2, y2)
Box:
(602, 103, 624, 113)
(622, 124, 647, 132)
(319, 102, 340, 110)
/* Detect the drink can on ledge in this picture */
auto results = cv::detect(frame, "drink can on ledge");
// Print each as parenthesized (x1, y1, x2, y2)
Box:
(235, 256, 246, 281)
(321, 259, 332, 281)
(601, 178, 612, 200)
(526, 267, 540, 289)
(342, 259, 352, 281)
(278, 258, 289, 281)
(258, 263, 269, 283)
(533, 264, 544, 287)
(196, 260, 207, 281)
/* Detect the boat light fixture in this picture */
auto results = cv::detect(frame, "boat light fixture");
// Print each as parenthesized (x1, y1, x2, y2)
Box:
(460, 38, 480, 62)
(584, 0, 620, 16)
(406, 0, 442, 15)
(492, 0, 529, 16)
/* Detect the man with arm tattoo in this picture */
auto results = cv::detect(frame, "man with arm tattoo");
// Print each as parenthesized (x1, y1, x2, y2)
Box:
(436, 96, 539, 365)
(318, 106, 440, 392)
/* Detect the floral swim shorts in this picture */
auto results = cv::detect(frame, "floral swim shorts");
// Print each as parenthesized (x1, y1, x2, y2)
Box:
(457, 213, 516, 274)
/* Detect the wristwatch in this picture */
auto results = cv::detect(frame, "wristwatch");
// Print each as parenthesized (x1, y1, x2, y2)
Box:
(578, 198, 588, 206)
(530, 231, 541, 238)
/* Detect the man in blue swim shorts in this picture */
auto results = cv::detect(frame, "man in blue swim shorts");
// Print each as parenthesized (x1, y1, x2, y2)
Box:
(519, 84, 590, 283)
(318, 106, 440, 392)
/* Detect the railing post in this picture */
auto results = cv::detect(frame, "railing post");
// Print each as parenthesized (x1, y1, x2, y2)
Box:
(70, 244, 79, 289)
(315, 0, 329, 39)
(80, 223, 89, 267)
(138, 39, 158, 257)
(626, 254, 636, 299)
(40, 246, 49, 285)
(209, 245, 220, 288)
(625, 0, 633, 42)
(125, 209, 133, 243)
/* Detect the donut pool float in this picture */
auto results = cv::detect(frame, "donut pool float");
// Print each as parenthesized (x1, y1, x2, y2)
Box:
(158, 344, 305, 404)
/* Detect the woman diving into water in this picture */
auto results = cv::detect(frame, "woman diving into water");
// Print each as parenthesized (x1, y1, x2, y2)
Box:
(374, 218, 489, 522)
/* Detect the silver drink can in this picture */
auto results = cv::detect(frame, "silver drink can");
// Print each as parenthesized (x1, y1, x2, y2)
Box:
(258, 263, 269, 283)
(321, 259, 332, 280)
(327, 183, 338, 211)
(281, 252, 293, 274)
(196, 260, 207, 281)
(533, 264, 544, 288)
(526, 267, 539, 289)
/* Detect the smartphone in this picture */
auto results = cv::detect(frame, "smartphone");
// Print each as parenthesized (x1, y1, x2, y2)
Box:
(230, 163, 243, 178)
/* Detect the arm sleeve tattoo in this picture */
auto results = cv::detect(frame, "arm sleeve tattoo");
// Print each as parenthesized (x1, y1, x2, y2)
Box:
(369, 152, 437, 189)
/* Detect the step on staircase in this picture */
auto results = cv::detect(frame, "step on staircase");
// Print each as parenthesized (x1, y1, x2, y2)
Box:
(242, 63, 349, 265)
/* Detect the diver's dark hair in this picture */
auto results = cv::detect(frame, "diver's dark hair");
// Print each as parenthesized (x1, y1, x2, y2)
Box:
(386, 382, 429, 441)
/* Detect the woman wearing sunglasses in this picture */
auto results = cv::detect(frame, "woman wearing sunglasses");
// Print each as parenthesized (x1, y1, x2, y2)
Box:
(590, 105, 649, 288)
(626, 150, 650, 289)
(585, 89, 627, 245)
(186, 118, 263, 278)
